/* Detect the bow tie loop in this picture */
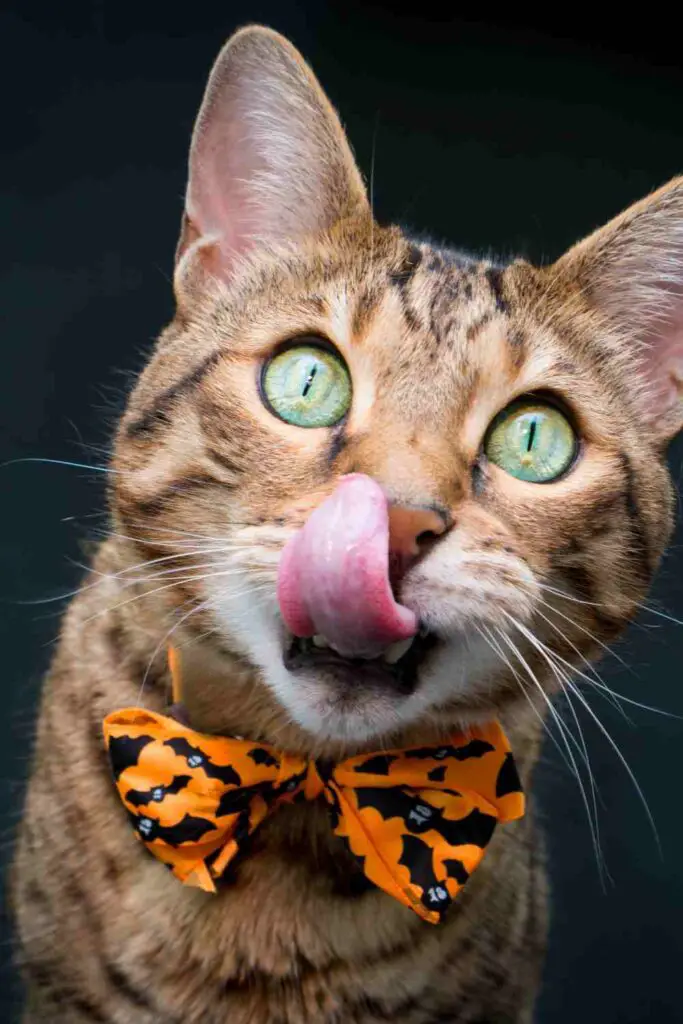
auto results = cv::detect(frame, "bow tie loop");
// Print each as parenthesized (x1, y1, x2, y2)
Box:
(103, 707, 524, 924)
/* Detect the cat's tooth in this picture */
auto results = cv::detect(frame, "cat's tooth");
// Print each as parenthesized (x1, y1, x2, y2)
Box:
(312, 634, 329, 649)
(383, 637, 415, 664)
(328, 639, 353, 657)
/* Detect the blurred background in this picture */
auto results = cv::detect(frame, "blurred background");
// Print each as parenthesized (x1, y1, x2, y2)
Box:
(2, 3, 683, 1021)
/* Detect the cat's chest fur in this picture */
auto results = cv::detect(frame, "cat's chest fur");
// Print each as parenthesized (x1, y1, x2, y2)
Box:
(94, 790, 545, 1024)
(13, 577, 545, 1024)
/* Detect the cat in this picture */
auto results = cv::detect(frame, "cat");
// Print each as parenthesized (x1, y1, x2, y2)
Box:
(10, 23, 683, 1024)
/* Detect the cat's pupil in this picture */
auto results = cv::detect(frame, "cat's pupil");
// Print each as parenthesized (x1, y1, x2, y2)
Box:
(526, 419, 538, 452)
(301, 363, 318, 399)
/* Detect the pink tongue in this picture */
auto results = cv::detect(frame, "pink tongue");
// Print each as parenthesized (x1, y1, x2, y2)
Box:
(277, 474, 418, 659)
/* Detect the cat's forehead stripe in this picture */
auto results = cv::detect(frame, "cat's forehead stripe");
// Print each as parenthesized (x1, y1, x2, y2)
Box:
(351, 284, 385, 340)
(483, 266, 510, 316)
(388, 243, 423, 298)
(126, 350, 224, 438)
(387, 250, 424, 335)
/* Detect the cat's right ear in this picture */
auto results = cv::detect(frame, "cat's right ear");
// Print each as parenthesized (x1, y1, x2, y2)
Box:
(174, 26, 370, 297)
(550, 177, 683, 445)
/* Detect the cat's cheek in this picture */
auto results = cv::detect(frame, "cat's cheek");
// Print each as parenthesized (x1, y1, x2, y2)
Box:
(400, 554, 539, 637)
(203, 569, 283, 667)
(414, 635, 510, 707)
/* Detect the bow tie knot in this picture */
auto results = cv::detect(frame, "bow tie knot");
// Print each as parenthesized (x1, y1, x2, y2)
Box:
(103, 706, 524, 924)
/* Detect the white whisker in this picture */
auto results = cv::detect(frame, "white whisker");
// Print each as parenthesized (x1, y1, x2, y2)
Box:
(504, 612, 660, 856)
(1, 456, 122, 475)
(80, 570, 272, 626)
(477, 625, 577, 778)
(636, 603, 683, 627)
(534, 606, 632, 722)
(532, 610, 679, 719)
(537, 595, 633, 674)
(494, 624, 606, 877)
(538, 582, 604, 609)
(138, 599, 210, 703)
(564, 673, 662, 855)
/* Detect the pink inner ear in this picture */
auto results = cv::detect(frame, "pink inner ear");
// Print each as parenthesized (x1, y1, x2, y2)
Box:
(174, 30, 369, 288)
(182, 115, 264, 272)
(640, 323, 683, 416)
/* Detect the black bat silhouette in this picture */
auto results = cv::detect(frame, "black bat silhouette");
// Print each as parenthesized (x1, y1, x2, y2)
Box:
(163, 737, 241, 786)
(398, 834, 453, 916)
(496, 752, 522, 798)
(353, 786, 440, 832)
(407, 739, 495, 762)
(108, 734, 154, 781)
(352, 754, 398, 776)
(398, 833, 440, 891)
(248, 747, 278, 768)
(437, 808, 497, 850)
(442, 857, 470, 886)
(353, 787, 496, 849)
(134, 812, 217, 846)
(125, 774, 192, 807)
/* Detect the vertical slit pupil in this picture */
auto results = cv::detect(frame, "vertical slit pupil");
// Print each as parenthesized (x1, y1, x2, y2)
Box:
(526, 419, 537, 452)
(301, 363, 318, 398)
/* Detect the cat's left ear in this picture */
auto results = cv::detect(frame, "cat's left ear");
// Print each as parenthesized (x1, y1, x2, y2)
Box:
(551, 176, 683, 444)
(175, 26, 370, 296)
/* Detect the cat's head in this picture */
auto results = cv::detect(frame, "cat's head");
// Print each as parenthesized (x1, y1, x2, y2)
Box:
(113, 27, 683, 748)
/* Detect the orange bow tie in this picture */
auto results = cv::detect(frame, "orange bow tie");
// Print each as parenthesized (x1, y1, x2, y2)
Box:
(103, 659, 524, 925)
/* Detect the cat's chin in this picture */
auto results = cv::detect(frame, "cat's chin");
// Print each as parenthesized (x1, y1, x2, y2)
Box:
(265, 629, 507, 745)
(274, 629, 439, 742)
(269, 664, 500, 745)
(271, 666, 436, 744)
(206, 584, 509, 744)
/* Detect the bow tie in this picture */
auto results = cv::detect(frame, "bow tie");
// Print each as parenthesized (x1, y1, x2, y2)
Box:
(103, 658, 524, 925)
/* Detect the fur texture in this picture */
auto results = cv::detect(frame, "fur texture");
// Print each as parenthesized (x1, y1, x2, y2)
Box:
(11, 25, 683, 1024)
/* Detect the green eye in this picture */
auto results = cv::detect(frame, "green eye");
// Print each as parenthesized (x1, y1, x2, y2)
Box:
(262, 344, 351, 428)
(484, 399, 577, 482)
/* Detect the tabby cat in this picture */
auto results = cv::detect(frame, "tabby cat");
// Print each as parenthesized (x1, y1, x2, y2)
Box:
(11, 24, 683, 1024)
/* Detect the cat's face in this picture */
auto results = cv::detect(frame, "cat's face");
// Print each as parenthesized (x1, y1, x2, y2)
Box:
(113, 28, 682, 747)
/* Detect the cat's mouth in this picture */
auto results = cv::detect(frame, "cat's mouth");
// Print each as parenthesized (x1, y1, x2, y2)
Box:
(274, 474, 444, 729)
(283, 630, 440, 695)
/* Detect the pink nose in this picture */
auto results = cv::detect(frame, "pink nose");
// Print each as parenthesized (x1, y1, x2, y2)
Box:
(388, 505, 448, 582)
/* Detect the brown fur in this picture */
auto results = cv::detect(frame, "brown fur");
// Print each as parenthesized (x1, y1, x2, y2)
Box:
(10, 25, 683, 1024)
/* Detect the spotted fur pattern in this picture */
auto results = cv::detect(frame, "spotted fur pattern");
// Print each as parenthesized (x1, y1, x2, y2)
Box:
(11, 24, 683, 1024)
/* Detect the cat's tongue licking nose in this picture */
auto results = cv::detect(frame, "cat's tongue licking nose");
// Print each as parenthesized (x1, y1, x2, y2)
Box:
(277, 474, 418, 659)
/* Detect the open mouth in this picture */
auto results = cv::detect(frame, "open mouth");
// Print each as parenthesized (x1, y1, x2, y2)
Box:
(283, 630, 439, 696)
(276, 474, 443, 704)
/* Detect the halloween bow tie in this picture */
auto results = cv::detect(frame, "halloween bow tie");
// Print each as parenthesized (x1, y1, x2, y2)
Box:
(103, 700, 524, 924)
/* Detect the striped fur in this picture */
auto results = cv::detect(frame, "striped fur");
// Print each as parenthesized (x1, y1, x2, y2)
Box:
(11, 25, 683, 1023)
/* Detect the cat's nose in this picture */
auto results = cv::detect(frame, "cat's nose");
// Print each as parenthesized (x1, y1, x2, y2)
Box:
(388, 505, 449, 581)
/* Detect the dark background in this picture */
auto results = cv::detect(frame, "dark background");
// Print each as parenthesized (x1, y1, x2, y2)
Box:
(2, 4, 683, 1021)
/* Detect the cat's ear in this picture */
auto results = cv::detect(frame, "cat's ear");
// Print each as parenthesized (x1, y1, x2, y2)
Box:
(551, 177, 683, 443)
(175, 26, 369, 292)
